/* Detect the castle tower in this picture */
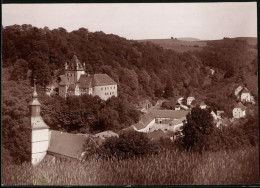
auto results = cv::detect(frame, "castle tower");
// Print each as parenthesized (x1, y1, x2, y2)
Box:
(29, 79, 49, 166)
(65, 55, 85, 84)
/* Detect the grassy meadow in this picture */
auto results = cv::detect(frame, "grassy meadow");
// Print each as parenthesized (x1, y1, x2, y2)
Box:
(2, 147, 258, 185)
(137, 39, 207, 52)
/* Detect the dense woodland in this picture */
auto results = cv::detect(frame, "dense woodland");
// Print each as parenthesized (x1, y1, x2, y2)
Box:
(2, 24, 258, 163)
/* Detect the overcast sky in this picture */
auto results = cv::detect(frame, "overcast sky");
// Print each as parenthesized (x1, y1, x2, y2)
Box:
(2, 3, 257, 40)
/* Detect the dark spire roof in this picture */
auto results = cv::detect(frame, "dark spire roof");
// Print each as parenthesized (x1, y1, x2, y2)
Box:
(67, 55, 85, 70)
(29, 78, 41, 106)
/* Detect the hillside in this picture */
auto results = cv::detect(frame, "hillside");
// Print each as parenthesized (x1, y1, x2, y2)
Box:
(2, 25, 258, 163)
(136, 38, 207, 52)
(136, 37, 257, 53)
(177, 37, 201, 41)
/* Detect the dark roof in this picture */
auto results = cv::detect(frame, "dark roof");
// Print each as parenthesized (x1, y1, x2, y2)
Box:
(221, 118, 231, 125)
(133, 122, 146, 130)
(140, 112, 155, 127)
(170, 119, 184, 126)
(190, 100, 198, 106)
(48, 130, 88, 159)
(151, 110, 188, 119)
(67, 55, 84, 70)
(241, 87, 250, 94)
(119, 125, 135, 133)
(146, 130, 170, 141)
(78, 74, 116, 89)
(234, 102, 246, 111)
(95, 130, 118, 140)
(92, 74, 117, 86)
(200, 101, 206, 106)
(31, 117, 49, 129)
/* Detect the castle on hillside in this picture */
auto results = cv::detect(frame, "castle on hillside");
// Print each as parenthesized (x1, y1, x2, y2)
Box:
(59, 55, 118, 100)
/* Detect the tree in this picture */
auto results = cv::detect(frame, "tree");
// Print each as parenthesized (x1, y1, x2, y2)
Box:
(10, 59, 29, 81)
(182, 106, 214, 153)
(163, 79, 174, 99)
(211, 73, 218, 85)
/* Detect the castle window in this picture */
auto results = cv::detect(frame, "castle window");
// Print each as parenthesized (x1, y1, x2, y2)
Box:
(110, 87, 112, 89)
(114, 86, 115, 89)
(101, 88, 103, 90)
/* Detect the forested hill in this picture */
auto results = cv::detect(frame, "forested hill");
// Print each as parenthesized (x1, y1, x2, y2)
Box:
(2, 24, 257, 102)
(2, 24, 257, 163)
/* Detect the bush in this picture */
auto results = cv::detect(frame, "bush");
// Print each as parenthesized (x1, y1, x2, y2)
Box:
(95, 131, 159, 159)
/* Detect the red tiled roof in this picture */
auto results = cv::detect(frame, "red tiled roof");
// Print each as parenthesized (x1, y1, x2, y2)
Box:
(92, 74, 117, 86)
(118, 125, 135, 133)
(95, 130, 118, 140)
(170, 119, 184, 126)
(133, 122, 146, 130)
(200, 101, 206, 106)
(190, 100, 198, 106)
(221, 118, 231, 125)
(48, 130, 88, 159)
(140, 112, 155, 127)
(234, 102, 246, 111)
(151, 110, 188, 119)
(241, 87, 250, 94)
(78, 74, 116, 89)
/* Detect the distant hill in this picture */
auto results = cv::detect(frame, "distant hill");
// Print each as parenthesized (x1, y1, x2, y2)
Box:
(136, 37, 257, 53)
(232, 37, 257, 46)
(177, 37, 201, 41)
(136, 38, 207, 53)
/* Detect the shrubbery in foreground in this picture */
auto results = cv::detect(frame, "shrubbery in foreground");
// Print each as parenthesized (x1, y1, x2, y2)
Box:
(2, 147, 258, 185)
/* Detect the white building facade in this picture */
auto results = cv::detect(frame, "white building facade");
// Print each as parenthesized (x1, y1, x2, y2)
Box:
(30, 80, 49, 166)
(59, 55, 117, 100)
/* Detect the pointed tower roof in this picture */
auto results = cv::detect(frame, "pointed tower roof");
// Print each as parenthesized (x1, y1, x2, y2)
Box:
(67, 55, 84, 70)
(29, 78, 41, 106)
(29, 78, 49, 129)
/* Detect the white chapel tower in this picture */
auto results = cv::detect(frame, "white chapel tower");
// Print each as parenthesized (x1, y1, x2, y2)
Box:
(29, 79, 49, 166)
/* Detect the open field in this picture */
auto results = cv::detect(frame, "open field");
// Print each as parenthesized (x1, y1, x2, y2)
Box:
(136, 39, 207, 52)
(2, 147, 258, 185)
(136, 37, 257, 53)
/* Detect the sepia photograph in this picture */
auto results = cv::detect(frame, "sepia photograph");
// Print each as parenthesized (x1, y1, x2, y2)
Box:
(1, 2, 258, 185)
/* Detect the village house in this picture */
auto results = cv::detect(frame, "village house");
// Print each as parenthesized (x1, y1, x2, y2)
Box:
(234, 85, 244, 96)
(199, 101, 207, 109)
(28, 82, 112, 165)
(234, 85, 254, 103)
(30, 80, 50, 166)
(240, 87, 252, 102)
(210, 111, 219, 120)
(189, 100, 199, 108)
(132, 110, 188, 133)
(175, 103, 181, 110)
(59, 55, 118, 100)
(232, 102, 246, 118)
(217, 110, 225, 118)
(94, 130, 119, 141)
(186, 96, 195, 106)
(136, 99, 153, 113)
